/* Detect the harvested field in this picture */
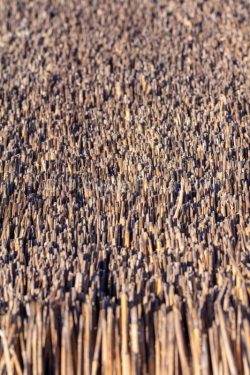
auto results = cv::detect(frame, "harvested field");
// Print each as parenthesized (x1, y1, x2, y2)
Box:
(0, 0, 250, 374)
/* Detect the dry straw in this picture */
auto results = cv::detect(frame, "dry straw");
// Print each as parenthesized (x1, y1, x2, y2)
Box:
(0, 0, 249, 374)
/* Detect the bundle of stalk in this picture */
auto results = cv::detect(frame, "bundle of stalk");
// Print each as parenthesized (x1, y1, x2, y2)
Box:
(0, 0, 249, 374)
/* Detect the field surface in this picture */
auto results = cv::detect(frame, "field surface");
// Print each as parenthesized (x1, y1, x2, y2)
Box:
(0, 0, 250, 374)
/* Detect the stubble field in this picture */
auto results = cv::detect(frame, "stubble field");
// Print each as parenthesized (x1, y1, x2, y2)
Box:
(0, 0, 249, 374)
